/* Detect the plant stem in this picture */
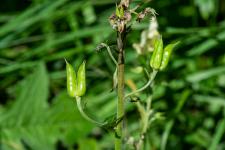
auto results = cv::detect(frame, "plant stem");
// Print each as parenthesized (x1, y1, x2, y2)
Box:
(76, 96, 104, 126)
(101, 43, 118, 66)
(115, 31, 125, 150)
(125, 70, 158, 99)
(136, 97, 153, 150)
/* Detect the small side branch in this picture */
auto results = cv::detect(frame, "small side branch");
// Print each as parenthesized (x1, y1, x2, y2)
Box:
(100, 43, 118, 66)
(125, 69, 158, 99)
(76, 96, 105, 126)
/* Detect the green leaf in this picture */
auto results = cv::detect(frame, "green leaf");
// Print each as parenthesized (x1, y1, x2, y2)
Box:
(0, 62, 50, 150)
(208, 114, 225, 150)
(194, 0, 215, 20)
(0, 62, 49, 126)
(78, 138, 99, 150)
(82, 3, 96, 25)
(186, 65, 225, 82)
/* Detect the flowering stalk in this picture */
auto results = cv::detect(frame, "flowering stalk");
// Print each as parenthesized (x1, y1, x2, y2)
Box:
(115, 30, 126, 150)
(65, 0, 179, 149)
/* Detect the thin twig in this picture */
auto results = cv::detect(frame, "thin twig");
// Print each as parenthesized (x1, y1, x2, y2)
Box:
(76, 96, 105, 126)
(146, 96, 152, 112)
(125, 69, 158, 99)
(101, 43, 118, 66)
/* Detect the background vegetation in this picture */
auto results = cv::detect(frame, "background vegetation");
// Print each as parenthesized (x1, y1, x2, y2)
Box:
(0, 0, 225, 149)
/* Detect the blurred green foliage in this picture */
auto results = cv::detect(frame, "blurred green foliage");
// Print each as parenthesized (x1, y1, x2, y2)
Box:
(0, 0, 225, 149)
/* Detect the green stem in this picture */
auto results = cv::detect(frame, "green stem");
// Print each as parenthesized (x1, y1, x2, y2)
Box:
(76, 96, 104, 126)
(125, 70, 158, 99)
(101, 43, 118, 66)
(136, 97, 153, 150)
(115, 32, 125, 150)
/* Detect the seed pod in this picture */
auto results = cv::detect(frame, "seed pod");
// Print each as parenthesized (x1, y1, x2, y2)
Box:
(66, 60, 77, 97)
(76, 61, 86, 97)
(159, 41, 180, 70)
(150, 37, 163, 70)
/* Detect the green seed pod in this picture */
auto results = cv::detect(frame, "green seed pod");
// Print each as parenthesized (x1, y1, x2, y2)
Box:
(150, 37, 163, 70)
(76, 61, 86, 97)
(66, 60, 77, 97)
(159, 41, 180, 70)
